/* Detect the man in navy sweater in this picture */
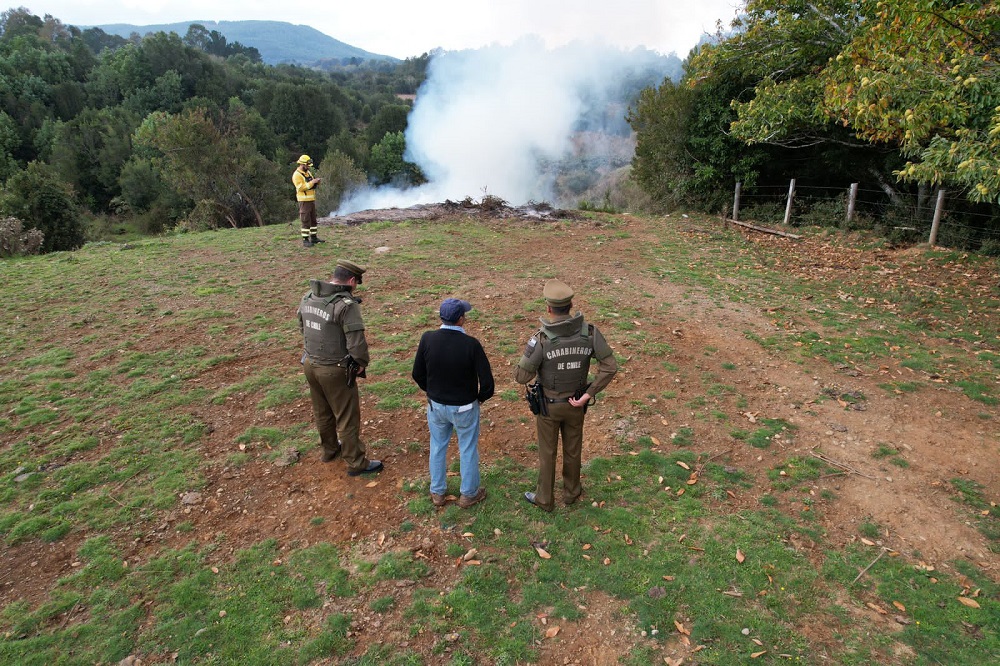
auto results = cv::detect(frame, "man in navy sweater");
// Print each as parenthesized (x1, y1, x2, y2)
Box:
(411, 298, 495, 508)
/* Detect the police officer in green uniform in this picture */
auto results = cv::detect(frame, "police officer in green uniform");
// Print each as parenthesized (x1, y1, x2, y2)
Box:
(515, 279, 617, 511)
(298, 259, 383, 476)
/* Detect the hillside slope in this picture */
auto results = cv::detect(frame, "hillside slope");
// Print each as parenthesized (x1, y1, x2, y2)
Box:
(93, 19, 397, 65)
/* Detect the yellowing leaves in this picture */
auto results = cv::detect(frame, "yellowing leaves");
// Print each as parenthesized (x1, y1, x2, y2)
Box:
(544, 626, 561, 638)
(958, 596, 981, 609)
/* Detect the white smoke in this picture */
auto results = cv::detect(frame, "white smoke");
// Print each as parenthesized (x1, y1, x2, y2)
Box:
(337, 38, 680, 214)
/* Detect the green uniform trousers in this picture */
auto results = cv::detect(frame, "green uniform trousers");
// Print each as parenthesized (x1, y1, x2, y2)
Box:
(533, 401, 586, 511)
(304, 359, 370, 472)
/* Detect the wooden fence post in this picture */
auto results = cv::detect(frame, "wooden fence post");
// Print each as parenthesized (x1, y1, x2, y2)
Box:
(846, 183, 859, 225)
(928, 189, 946, 247)
(783, 179, 796, 226)
(732, 181, 742, 222)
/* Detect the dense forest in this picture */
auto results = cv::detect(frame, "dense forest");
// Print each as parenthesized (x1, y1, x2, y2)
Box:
(0, 7, 429, 253)
(2, 2, 999, 256)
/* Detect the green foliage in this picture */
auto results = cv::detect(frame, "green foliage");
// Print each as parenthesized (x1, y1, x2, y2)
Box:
(0, 8, 426, 247)
(0, 161, 84, 251)
(368, 131, 424, 187)
(315, 150, 366, 214)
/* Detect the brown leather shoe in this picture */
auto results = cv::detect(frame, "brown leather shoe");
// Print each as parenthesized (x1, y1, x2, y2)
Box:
(430, 493, 446, 507)
(457, 487, 487, 509)
(320, 447, 341, 462)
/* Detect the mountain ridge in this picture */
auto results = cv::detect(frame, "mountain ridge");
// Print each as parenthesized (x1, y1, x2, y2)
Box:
(92, 20, 398, 66)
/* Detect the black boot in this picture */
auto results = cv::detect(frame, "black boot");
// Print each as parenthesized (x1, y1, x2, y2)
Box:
(302, 237, 314, 247)
(311, 234, 325, 244)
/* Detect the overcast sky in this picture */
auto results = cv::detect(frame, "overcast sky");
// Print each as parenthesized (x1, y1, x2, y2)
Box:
(23, 0, 740, 59)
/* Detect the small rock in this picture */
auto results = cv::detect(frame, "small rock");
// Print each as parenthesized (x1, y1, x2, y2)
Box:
(117, 657, 143, 666)
(742, 628, 750, 635)
(180, 492, 202, 506)
(14, 473, 34, 483)
(274, 448, 300, 467)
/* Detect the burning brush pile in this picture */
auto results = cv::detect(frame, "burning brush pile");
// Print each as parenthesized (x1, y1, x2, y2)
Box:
(322, 195, 579, 226)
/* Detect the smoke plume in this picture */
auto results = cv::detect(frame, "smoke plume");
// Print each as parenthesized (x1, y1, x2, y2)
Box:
(337, 38, 680, 214)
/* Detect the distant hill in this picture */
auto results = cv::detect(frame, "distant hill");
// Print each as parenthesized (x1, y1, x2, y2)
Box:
(93, 20, 397, 66)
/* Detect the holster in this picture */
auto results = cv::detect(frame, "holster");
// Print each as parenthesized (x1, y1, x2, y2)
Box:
(526, 382, 548, 416)
(345, 355, 366, 387)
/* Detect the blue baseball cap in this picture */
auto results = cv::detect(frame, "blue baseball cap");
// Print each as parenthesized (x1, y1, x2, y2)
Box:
(440, 298, 472, 323)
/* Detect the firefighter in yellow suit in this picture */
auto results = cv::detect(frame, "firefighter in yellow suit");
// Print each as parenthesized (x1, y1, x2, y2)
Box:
(292, 154, 324, 247)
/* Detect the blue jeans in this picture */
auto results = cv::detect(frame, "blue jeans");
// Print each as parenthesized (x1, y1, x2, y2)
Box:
(427, 400, 481, 497)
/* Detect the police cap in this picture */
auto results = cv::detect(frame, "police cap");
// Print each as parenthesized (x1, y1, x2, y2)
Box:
(336, 259, 367, 283)
(543, 279, 573, 307)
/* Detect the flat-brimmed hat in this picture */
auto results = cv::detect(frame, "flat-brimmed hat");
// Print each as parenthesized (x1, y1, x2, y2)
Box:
(543, 279, 573, 307)
(336, 259, 367, 283)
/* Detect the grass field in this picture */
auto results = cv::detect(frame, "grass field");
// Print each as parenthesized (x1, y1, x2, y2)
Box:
(1, 213, 998, 665)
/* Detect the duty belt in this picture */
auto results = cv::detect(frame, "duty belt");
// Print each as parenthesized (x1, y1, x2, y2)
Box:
(544, 396, 571, 403)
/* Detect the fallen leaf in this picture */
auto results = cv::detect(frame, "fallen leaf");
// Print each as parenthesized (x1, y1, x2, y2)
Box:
(751, 651, 767, 659)
(463, 548, 478, 561)
(687, 474, 699, 485)
(582, 543, 592, 550)
(958, 597, 981, 609)
(860, 538, 876, 546)
(658, 476, 664, 484)
(462, 532, 474, 538)
(676, 461, 691, 470)
(582, 554, 591, 560)
(674, 620, 690, 635)
(736, 549, 746, 564)
(752, 638, 763, 646)
(726, 490, 737, 499)
(603, 557, 611, 566)
(545, 626, 560, 638)
(624, 534, 633, 545)
(866, 602, 888, 615)
(892, 601, 906, 612)
(365, 481, 378, 488)
(651, 436, 661, 446)
(465, 560, 481, 565)
(662, 575, 675, 581)
(535, 546, 551, 559)
(378, 533, 386, 546)
(676, 488, 685, 496)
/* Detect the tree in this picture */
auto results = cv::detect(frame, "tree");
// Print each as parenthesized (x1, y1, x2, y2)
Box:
(135, 107, 286, 228)
(0, 161, 84, 252)
(365, 104, 410, 148)
(49, 106, 137, 209)
(824, 1, 1000, 202)
(367, 131, 423, 186)
(314, 149, 366, 214)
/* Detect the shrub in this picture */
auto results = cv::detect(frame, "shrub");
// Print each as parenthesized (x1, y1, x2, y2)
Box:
(0, 162, 84, 252)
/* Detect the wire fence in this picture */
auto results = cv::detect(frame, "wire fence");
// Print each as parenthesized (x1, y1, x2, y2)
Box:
(731, 180, 1000, 255)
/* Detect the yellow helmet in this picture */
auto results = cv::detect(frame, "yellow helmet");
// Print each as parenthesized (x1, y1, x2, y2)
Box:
(296, 154, 312, 165)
